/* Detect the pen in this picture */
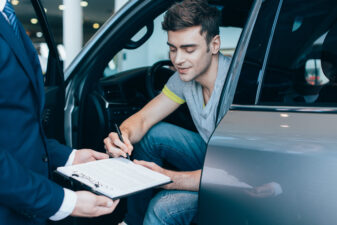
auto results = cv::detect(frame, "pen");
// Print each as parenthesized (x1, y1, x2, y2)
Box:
(114, 123, 130, 160)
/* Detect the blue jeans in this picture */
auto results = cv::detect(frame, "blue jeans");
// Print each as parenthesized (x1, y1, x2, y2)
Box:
(124, 122, 206, 225)
(143, 190, 198, 225)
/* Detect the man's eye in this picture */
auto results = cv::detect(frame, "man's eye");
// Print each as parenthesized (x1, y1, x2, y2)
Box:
(186, 48, 195, 53)
(169, 48, 176, 52)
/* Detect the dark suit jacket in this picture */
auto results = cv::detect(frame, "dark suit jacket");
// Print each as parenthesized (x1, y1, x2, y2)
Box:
(0, 13, 72, 224)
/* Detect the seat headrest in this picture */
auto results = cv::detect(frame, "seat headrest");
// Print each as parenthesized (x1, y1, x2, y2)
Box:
(321, 23, 337, 83)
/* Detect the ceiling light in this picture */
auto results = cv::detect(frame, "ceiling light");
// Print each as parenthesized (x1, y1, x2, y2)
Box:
(44, 8, 47, 13)
(58, 4, 65, 11)
(93, 23, 100, 29)
(36, 32, 43, 38)
(30, 18, 38, 24)
(80, 1, 88, 7)
(11, 0, 19, 6)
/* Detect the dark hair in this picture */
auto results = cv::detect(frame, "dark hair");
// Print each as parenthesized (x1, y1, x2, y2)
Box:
(162, 0, 221, 44)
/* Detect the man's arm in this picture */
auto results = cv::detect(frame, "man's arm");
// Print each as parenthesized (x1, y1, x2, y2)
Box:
(0, 149, 118, 220)
(46, 139, 73, 170)
(134, 160, 201, 191)
(104, 92, 181, 157)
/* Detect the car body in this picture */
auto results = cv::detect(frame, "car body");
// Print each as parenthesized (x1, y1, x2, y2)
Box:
(26, 0, 337, 224)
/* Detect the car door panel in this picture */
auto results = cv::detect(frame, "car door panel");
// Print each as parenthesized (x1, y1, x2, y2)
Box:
(200, 109, 337, 224)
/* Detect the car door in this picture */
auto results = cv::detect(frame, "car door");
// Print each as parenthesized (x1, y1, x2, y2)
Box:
(199, 0, 337, 224)
(17, 0, 66, 143)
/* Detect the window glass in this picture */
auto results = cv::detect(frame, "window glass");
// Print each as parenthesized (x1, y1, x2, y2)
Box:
(13, 0, 48, 74)
(257, 0, 337, 106)
(233, 0, 281, 105)
(103, 13, 242, 77)
(14, 0, 112, 73)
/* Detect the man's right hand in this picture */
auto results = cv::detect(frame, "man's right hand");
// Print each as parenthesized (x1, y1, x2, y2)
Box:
(71, 191, 119, 217)
(103, 131, 133, 158)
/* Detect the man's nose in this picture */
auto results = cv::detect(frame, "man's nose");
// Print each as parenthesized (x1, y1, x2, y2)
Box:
(174, 50, 185, 65)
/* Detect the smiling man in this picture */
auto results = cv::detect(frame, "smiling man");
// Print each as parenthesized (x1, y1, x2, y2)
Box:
(104, 0, 231, 224)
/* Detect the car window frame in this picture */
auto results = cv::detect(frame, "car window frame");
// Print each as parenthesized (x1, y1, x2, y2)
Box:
(229, 0, 337, 114)
(215, 0, 266, 125)
(31, 0, 64, 87)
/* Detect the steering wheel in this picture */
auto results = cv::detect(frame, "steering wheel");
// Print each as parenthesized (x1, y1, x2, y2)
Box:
(146, 60, 174, 99)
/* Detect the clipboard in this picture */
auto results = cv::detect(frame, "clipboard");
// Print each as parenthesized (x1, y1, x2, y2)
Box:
(55, 158, 172, 200)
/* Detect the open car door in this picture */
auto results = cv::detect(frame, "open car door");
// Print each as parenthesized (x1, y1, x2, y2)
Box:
(30, 0, 66, 144)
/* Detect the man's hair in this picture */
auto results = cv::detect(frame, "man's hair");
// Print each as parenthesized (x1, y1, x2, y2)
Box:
(162, 0, 221, 44)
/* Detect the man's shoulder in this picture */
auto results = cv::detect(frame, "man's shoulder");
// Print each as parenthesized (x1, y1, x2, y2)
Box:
(219, 53, 232, 64)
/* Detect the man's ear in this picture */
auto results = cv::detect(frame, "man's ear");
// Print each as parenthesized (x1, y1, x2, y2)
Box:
(210, 35, 221, 54)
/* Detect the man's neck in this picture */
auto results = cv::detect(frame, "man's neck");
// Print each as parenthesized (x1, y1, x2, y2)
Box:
(195, 53, 219, 104)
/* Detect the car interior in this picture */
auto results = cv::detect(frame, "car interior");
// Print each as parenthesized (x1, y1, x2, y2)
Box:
(71, 0, 252, 154)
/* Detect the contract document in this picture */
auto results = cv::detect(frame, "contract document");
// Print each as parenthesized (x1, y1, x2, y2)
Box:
(56, 158, 172, 200)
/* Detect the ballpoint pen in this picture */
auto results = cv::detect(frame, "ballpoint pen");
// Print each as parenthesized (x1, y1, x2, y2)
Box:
(114, 123, 130, 160)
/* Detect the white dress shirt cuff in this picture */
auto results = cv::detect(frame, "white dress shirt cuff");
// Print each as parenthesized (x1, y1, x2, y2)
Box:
(65, 149, 77, 166)
(49, 188, 77, 221)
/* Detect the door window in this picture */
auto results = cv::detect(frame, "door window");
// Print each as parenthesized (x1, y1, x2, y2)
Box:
(233, 0, 282, 105)
(256, 0, 337, 107)
(14, 0, 112, 76)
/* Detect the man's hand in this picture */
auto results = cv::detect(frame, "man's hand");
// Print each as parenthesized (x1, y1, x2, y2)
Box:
(134, 160, 201, 191)
(71, 191, 119, 217)
(73, 149, 109, 165)
(133, 160, 174, 189)
(104, 131, 133, 158)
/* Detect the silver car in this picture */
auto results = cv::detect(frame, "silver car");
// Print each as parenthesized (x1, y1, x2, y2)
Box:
(26, 0, 337, 224)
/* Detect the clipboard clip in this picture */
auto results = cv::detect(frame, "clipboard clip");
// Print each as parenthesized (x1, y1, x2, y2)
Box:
(71, 171, 114, 191)
(72, 171, 100, 188)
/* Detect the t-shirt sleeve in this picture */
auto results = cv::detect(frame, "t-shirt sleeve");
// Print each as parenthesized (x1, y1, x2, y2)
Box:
(162, 72, 186, 104)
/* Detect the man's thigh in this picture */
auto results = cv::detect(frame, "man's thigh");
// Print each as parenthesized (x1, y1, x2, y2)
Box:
(134, 122, 206, 171)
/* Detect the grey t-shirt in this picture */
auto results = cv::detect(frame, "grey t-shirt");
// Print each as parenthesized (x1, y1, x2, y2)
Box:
(162, 53, 231, 142)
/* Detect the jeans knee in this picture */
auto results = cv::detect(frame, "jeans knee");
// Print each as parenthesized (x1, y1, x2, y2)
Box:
(133, 123, 170, 158)
(144, 194, 170, 225)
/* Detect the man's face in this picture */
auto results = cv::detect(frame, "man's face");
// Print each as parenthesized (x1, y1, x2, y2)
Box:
(167, 26, 214, 82)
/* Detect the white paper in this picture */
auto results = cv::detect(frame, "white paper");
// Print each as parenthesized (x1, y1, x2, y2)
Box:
(57, 158, 171, 199)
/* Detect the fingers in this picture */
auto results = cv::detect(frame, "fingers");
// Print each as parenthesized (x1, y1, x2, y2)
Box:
(124, 138, 134, 155)
(72, 191, 120, 217)
(134, 160, 156, 170)
(95, 195, 117, 207)
(103, 132, 132, 158)
(91, 150, 109, 160)
(94, 196, 119, 216)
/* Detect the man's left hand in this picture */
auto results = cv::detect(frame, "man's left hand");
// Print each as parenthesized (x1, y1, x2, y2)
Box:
(73, 149, 109, 165)
(134, 160, 173, 189)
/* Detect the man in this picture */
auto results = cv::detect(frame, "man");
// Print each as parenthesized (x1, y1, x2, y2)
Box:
(0, 0, 119, 224)
(104, 0, 230, 224)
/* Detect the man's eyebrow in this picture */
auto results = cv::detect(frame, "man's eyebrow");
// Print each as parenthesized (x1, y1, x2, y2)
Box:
(167, 42, 176, 48)
(167, 42, 197, 48)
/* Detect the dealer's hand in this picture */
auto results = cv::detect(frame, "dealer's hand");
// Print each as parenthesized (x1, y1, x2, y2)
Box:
(71, 191, 119, 217)
(73, 149, 109, 165)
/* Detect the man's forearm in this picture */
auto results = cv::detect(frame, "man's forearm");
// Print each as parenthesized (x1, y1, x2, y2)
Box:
(165, 169, 202, 191)
(120, 113, 148, 143)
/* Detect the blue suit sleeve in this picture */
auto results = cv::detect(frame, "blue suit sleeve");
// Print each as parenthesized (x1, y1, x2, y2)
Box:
(0, 149, 64, 219)
(46, 139, 72, 170)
